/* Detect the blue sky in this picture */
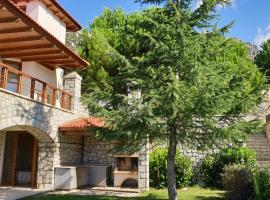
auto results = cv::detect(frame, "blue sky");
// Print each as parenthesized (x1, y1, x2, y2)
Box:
(58, 0, 270, 46)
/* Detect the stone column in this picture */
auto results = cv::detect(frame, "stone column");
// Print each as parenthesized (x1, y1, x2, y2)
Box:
(64, 72, 83, 114)
(37, 142, 58, 190)
(138, 141, 150, 191)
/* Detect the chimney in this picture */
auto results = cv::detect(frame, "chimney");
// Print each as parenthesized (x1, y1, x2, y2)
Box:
(64, 72, 82, 113)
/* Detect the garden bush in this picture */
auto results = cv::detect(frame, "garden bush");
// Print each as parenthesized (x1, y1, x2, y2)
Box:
(149, 147, 193, 189)
(201, 147, 257, 188)
(221, 164, 253, 200)
(253, 169, 270, 200)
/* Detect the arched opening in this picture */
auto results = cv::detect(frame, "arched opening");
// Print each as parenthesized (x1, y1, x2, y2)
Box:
(0, 125, 55, 189)
(121, 178, 138, 188)
(1, 131, 38, 188)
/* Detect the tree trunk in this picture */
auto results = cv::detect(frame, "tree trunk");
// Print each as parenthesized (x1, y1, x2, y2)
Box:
(167, 134, 178, 200)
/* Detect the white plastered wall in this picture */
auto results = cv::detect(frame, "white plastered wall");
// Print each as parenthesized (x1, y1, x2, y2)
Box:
(26, 0, 67, 43)
(22, 62, 58, 86)
(22, 62, 64, 105)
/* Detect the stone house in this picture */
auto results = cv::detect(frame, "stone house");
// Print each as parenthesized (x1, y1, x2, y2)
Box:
(0, 0, 149, 191)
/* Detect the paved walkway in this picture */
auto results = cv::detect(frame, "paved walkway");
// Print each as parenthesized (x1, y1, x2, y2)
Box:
(0, 187, 47, 200)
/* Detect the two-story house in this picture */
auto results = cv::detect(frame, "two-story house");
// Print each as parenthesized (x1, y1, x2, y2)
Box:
(0, 0, 149, 191)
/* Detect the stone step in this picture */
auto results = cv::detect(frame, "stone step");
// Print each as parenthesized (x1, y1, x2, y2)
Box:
(247, 145, 270, 148)
(257, 155, 270, 161)
(258, 161, 270, 168)
(248, 134, 268, 138)
(248, 145, 270, 149)
(247, 139, 269, 143)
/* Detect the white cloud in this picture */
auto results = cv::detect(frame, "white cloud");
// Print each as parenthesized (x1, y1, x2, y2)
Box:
(194, 0, 203, 9)
(194, 0, 237, 10)
(254, 23, 270, 47)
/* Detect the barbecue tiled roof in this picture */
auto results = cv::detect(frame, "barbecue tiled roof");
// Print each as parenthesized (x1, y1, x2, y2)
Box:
(59, 117, 105, 131)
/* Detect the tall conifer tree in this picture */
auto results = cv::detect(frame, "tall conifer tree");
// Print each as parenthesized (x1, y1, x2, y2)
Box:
(79, 1, 265, 199)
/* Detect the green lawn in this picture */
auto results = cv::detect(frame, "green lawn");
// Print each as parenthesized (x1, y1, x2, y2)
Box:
(23, 186, 224, 200)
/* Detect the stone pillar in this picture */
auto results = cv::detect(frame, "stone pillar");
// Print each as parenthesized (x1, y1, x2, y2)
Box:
(37, 142, 58, 190)
(138, 141, 150, 191)
(64, 72, 82, 114)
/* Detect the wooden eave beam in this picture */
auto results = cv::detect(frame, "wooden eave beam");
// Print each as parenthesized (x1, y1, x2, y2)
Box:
(0, 49, 62, 58)
(0, 35, 44, 43)
(0, 25, 30, 34)
(40, 59, 76, 64)
(21, 54, 70, 61)
(0, 43, 54, 51)
(0, 16, 18, 23)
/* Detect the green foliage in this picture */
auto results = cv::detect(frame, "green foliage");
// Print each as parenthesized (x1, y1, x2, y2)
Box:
(201, 147, 257, 188)
(255, 39, 270, 80)
(253, 169, 270, 200)
(66, 32, 81, 52)
(221, 164, 254, 200)
(78, 0, 265, 198)
(79, 1, 265, 152)
(149, 148, 193, 189)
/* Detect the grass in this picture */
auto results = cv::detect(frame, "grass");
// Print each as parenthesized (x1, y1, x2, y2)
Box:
(23, 186, 224, 200)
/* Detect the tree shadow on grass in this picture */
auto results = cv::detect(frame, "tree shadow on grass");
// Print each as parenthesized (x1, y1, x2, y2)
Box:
(22, 194, 166, 200)
(195, 196, 224, 200)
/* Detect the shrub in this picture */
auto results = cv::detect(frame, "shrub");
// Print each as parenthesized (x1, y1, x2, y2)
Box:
(254, 169, 270, 200)
(149, 147, 193, 189)
(221, 164, 254, 200)
(201, 147, 257, 188)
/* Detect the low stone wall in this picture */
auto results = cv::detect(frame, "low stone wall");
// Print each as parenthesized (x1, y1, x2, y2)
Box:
(178, 144, 223, 183)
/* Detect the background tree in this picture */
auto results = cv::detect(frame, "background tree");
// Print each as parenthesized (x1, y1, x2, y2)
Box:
(255, 39, 270, 80)
(66, 32, 81, 52)
(79, 1, 265, 199)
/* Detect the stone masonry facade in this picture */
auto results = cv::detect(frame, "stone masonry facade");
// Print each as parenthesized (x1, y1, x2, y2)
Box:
(0, 72, 150, 191)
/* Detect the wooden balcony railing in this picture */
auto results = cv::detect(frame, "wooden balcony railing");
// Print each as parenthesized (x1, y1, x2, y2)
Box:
(0, 62, 72, 110)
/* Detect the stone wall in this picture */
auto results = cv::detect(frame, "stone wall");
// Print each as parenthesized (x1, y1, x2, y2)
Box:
(178, 144, 224, 183)
(59, 134, 83, 165)
(83, 135, 117, 166)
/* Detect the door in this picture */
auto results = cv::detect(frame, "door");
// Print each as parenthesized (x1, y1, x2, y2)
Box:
(1, 132, 38, 188)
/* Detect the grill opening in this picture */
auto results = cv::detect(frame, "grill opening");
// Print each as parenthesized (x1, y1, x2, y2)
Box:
(121, 178, 138, 188)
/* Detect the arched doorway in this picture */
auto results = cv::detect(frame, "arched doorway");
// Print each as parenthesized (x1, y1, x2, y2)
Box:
(1, 132, 38, 188)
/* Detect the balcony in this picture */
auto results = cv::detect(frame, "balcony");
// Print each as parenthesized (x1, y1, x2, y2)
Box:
(0, 62, 72, 110)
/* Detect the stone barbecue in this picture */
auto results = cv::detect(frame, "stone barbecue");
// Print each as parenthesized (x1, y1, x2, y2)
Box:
(114, 156, 139, 188)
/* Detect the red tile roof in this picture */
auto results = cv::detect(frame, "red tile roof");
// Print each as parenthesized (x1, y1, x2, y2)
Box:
(59, 117, 105, 131)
